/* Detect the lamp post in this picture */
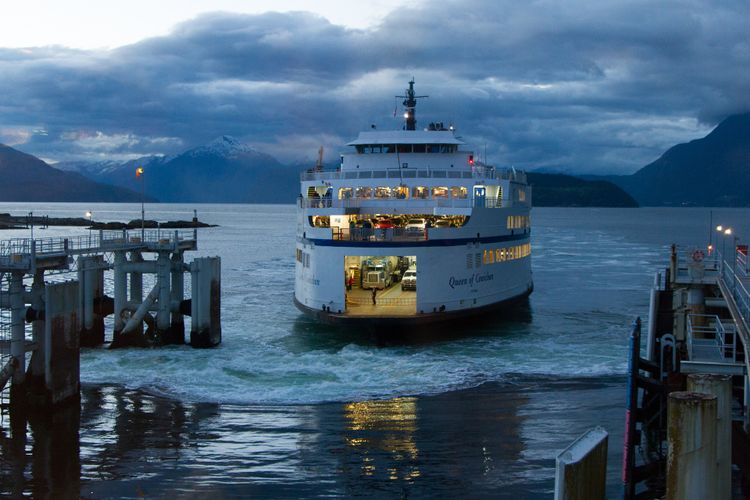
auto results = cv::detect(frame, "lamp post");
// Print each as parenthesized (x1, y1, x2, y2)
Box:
(85, 211, 93, 246)
(136, 166, 145, 240)
(720, 227, 732, 270)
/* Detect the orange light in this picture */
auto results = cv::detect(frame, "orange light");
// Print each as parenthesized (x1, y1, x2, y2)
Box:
(136, 166, 144, 177)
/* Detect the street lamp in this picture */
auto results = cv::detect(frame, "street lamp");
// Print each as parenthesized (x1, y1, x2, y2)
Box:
(720, 227, 732, 268)
(85, 211, 93, 246)
(136, 166, 145, 240)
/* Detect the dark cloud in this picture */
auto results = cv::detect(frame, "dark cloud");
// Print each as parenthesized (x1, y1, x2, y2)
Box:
(0, 0, 748, 173)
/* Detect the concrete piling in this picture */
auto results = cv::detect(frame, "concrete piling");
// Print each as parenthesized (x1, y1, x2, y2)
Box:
(687, 374, 732, 500)
(167, 251, 185, 344)
(77, 255, 105, 346)
(43, 281, 80, 405)
(9, 272, 25, 387)
(666, 391, 718, 500)
(190, 257, 221, 348)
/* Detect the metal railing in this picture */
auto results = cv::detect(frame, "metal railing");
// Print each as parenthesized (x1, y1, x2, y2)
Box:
(346, 296, 416, 307)
(687, 313, 740, 363)
(333, 227, 429, 242)
(301, 196, 516, 210)
(301, 165, 508, 182)
(0, 230, 198, 260)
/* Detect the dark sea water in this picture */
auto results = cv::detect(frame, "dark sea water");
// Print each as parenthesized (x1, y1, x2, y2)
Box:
(2, 203, 749, 498)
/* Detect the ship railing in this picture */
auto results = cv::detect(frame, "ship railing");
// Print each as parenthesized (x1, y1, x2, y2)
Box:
(301, 197, 514, 210)
(687, 313, 741, 363)
(333, 227, 429, 242)
(346, 296, 416, 307)
(301, 165, 506, 182)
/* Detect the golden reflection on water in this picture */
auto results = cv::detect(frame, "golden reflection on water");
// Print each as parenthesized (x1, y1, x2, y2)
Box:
(343, 397, 420, 480)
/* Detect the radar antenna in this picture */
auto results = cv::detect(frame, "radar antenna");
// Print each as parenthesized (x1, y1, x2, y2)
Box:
(396, 79, 428, 131)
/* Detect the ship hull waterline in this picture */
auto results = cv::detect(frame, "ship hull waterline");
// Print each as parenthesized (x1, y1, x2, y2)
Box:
(293, 284, 533, 330)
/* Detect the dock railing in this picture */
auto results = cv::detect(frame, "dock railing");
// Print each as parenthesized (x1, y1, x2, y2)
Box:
(0, 230, 198, 272)
(687, 314, 740, 363)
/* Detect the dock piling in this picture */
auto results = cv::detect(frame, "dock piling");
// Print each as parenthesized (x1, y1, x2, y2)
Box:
(686, 374, 732, 500)
(190, 257, 221, 347)
(666, 391, 718, 500)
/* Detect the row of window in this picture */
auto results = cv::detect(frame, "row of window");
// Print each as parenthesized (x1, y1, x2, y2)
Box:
(296, 249, 311, 268)
(339, 186, 472, 200)
(355, 144, 459, 154)
(507, 215, 530, 229)
(481, 243, 532, 266)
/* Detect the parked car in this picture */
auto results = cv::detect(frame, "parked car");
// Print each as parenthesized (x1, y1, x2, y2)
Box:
(433, 219, 452, 228)
(374, 218, 395, 229)
(405, 218, 427, 232)
(401, 269, 417, 291)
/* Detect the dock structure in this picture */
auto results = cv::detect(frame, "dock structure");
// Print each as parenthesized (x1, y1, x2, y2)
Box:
(0, 228, 221, 410)
(621, 245, 749, 498)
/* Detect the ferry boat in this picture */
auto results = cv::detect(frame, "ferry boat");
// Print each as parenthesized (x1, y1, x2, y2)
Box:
(294, 80, 533, 326)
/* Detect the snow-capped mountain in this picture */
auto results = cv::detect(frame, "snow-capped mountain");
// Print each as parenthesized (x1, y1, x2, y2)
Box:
(51, 137, 303, 203)
(184, 135, 259, 159)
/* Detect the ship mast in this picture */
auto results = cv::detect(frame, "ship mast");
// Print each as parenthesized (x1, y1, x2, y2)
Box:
(396, 79, 428, 131)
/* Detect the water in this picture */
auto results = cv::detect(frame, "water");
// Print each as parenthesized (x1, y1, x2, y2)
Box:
(2, 203, 748, 497)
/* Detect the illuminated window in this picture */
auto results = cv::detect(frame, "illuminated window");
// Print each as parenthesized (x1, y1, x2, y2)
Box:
(339, 187, 353, 199)
(412, 186, 429, 199)
(374, 186, 391, 198)
(451, 186, 468, 199)
(393, 186, 409, 199)
(355, 186, 372, 198)
(432, 186, 449, 198)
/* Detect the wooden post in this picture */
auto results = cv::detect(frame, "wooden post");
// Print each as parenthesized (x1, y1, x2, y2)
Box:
(554, 427, 608, 500)
(667, 391, 718, 500)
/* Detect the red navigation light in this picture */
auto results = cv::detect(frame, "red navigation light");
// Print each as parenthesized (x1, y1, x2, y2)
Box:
(468, 155, 474, 165)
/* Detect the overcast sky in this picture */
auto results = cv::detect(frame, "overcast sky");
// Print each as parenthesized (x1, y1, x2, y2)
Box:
(1, 0, 748, 173)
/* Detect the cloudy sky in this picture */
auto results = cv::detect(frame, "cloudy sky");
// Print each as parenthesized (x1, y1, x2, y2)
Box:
(1, 0, 748, 173)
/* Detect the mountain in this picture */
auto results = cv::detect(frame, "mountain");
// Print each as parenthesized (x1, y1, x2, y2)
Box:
(0, 144, 154, 202)
(60, 136, 302, 203)
(604, 112, 750, 206)
(526, 172, 638, 207)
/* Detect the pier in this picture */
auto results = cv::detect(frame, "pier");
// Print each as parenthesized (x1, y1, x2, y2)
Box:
(620, 245, 749, 498)
(0, 228, 221, 410)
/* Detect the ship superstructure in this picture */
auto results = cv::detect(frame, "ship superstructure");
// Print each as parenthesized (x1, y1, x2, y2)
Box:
(294, 80, 533, 325)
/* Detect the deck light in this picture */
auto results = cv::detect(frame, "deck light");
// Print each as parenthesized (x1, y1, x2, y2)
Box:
(716, 225, 723, 232)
